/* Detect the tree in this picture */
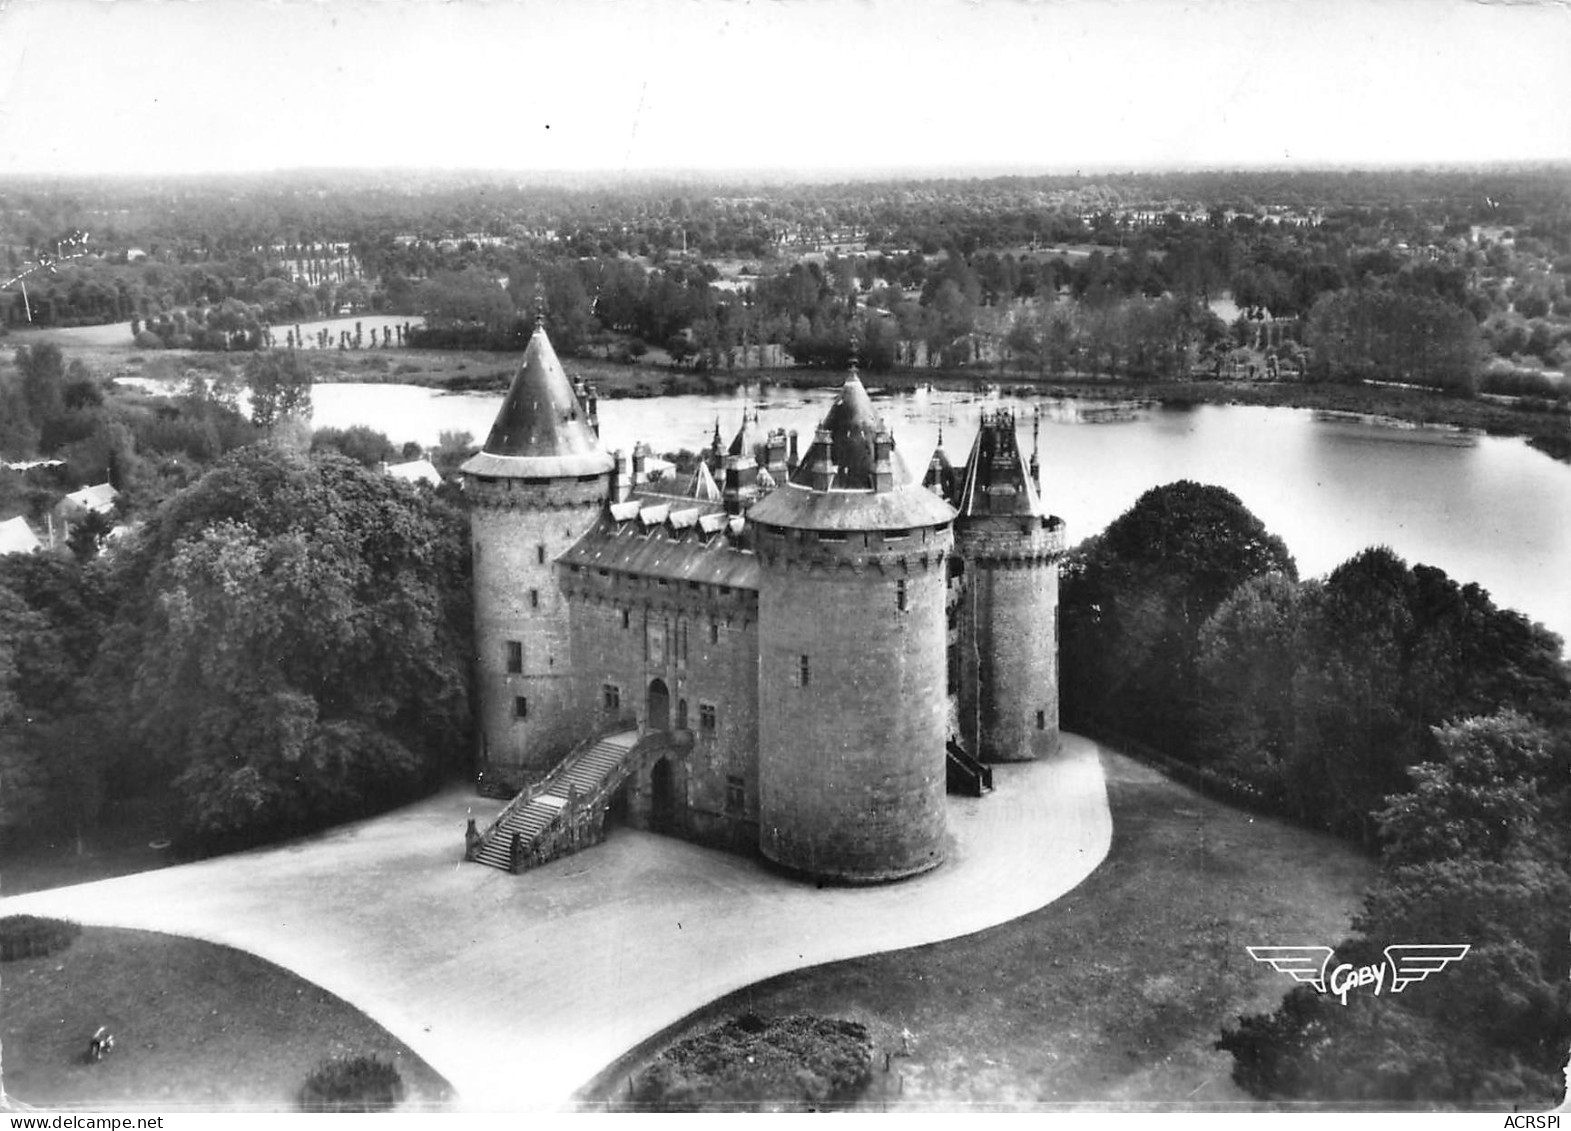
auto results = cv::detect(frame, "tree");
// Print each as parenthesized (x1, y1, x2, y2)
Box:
(98, 447, 472, 849)
(246, 350, 313, 431)
(1219, 710, 1571, 1104)
(1060, 481, 1295, 754)
(1196, 572, 1315, 781)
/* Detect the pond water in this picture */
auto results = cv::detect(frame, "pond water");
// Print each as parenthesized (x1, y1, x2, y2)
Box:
(305, 379, 1571, 648)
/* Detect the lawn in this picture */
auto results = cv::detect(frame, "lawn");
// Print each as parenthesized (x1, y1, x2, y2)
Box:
(1, 927, 453, 1112)
(582, 749, 1378, 1111)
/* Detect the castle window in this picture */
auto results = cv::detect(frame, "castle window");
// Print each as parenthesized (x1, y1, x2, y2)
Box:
(603, 684, 621, 711)
(514, 696, 529, 720)
(725, 775, 744, 814)
(1037, 710, 1046, 731)
(896, 579, 908, 611)
(677, 622, 689, 663)
(818, 533, 846, 544)
(886, 529, 910, 541)
(798, 655, 810, 687)
(699, 702, 717, 734)
(529, 589, 540, 609)
(677, 698, 689, 729)
(506, 641, 523, 673)
(622, 608, 631, 630)
(709, 621, 720, 644)
(537, 543, 547, 565)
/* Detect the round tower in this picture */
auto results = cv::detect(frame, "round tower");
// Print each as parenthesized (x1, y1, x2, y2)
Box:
(461, 325, 615, 788)
(748, 371, 957, 883)
(954, 409, 1067, 762)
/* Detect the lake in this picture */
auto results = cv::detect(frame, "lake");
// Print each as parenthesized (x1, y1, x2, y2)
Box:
(306, 380, 1571, 647)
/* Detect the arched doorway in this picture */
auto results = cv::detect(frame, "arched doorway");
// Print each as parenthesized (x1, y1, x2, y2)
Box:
(650, 757, 675, 833)
(647, 678, 670, 731)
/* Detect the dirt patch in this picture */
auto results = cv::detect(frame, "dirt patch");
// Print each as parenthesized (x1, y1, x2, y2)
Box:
(1, 927, 453, 1112)
(582, 747, 1376, 1111)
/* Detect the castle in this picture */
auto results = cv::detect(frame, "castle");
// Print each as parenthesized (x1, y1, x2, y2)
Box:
(461, 325, 1066, 884)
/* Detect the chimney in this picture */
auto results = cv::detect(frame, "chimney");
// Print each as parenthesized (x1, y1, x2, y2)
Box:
(631, 442, 648, 494)
(872, 427, 895, 494)
(611, 448, 625, 503)
(787, 429, 800, 473)
(808, 428, 835, 492)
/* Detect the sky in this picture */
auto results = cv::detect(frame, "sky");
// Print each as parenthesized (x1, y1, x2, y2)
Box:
(0, 0, 1567, 178)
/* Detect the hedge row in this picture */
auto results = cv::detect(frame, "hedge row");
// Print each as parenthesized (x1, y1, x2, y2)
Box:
(0, 915, 82, 962)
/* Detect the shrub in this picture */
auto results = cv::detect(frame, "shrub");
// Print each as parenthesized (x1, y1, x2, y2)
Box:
(0, 915, 82, 962)
(632, 1014, 873, 1111)
(298, 1055, 405, 1112)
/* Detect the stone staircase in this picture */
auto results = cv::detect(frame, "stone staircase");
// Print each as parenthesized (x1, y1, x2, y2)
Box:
(470, 730, 640, 872)
(946, 737, 993, 797)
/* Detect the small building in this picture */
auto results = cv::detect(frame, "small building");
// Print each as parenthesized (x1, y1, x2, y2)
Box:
(55, 482, 119, 525)
(382, 458, 442, 487)
(0, 516, 42, 556)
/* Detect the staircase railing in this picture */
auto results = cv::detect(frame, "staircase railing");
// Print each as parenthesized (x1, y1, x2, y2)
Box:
(466, 714, 638, 863)
(503, 728, 689, 874)
(945, 737, 993, 796)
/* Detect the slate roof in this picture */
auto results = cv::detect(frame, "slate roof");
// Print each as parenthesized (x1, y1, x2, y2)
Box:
(461, 326, 615, 479)
(559, 492, 758, 591)
(955, 411, 1046, 519)
(745, 480, 955, 532)
(750, 371, 957, 533)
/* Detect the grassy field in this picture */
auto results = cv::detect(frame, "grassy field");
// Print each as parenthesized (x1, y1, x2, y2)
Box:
(582, 749, 1378, 1112)
(1, 927, 452, 1113)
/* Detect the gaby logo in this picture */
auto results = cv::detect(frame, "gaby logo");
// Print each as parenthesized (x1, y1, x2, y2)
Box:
(1247, 944, 1470, 1006)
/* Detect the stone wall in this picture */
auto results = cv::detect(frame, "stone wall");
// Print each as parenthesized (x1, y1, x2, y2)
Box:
(958, 515, 1066, 762)
(562, 564, 760, 846)
(753, 522, 953, 882)
(469, 474, 609, 786)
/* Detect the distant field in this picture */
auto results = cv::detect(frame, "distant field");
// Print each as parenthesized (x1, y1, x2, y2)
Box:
(9, 313, 424, 352)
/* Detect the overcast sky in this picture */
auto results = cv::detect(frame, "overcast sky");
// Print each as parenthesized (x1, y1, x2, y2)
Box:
(0, 0, 1567, 178)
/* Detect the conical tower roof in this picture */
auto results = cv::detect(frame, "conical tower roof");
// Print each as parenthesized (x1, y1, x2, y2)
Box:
(461, 326, 615, 479)
(787, 370, 888, 489)
(727, 407, 764, 459)
(751, 368, 955, 532)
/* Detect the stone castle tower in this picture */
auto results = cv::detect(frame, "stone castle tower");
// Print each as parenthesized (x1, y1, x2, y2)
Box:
(748, 371, 958, 882)
(459, 326, 1066, 885)
(461, 325, 615, 782)
(951, 411, 1067, 762)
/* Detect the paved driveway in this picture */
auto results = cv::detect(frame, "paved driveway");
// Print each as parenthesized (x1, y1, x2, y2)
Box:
(0, 734, 1112, 1112)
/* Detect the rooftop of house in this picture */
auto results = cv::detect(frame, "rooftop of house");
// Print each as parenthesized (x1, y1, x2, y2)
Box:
(558, 490, 758, 591)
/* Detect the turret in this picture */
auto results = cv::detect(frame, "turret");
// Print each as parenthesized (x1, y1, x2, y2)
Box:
(460, 325, 615, 788)
(953, 409, 1067, 763)
(722, 409, 763, 515)
(748, 368, 957, 883)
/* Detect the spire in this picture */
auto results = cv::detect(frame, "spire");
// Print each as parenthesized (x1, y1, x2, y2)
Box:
(955, 408, 1044, 519)
(1030, 408, 1042, 496)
